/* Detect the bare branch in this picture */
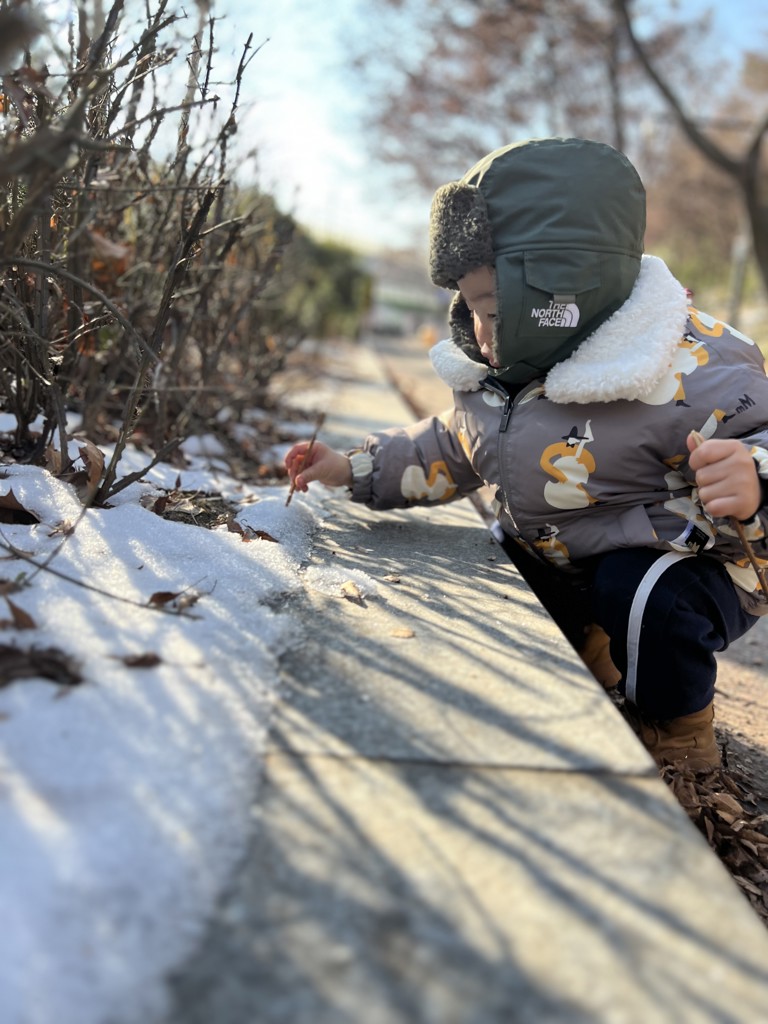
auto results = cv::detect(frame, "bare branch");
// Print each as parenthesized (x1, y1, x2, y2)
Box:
(614, 0, 741, 178)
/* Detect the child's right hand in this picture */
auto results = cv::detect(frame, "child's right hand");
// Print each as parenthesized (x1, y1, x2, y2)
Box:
(284, 441, 352, 492)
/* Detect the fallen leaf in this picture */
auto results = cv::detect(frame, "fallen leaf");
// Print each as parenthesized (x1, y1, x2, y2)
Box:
(390, 627, 415, 639)
(147, 588, 201, 612)
(712, 793, 744, 818)
(0, 488, 38, 524)
(76, 439, 105, 499)
(383, 574, 402, 583)
(253, 529, 279, 542)
(735, 876, 764, 897)
(0, 643, 81, 688)
(228, 519, 279, 543)
(44, 444, 62, 474)
(116, 653, 162, 668)
(341, 580, 363, 604)
(2, 596, 36, 630)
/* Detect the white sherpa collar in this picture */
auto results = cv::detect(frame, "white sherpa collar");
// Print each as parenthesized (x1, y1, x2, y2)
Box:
(429, 255, 690, 404)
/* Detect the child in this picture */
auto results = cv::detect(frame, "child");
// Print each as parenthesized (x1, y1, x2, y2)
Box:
(285, 137, 768, 772)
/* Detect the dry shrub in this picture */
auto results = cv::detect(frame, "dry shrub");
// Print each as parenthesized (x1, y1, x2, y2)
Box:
(0, 0, 322, 500)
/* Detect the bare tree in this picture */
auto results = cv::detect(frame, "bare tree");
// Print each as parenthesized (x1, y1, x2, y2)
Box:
(347, 0, 697, 191)
(615, 0, 768, 294)
(345, 0, 768, 303)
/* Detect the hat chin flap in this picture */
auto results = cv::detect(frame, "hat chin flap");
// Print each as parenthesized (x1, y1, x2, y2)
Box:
(429, 182, 495, 290)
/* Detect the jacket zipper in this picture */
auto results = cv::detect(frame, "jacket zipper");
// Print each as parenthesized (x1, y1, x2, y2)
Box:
(481, 378, 518, 531)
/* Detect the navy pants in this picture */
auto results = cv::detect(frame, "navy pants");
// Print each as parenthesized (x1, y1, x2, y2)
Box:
(590, 549, 758, 719)
(501, 539, 759, 720)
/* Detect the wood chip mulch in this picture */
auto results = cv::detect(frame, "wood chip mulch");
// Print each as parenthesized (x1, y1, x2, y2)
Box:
(661, 761, 768, 925)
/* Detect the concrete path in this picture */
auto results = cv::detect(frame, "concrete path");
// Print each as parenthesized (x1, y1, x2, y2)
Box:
(166, 339, 768, 1023)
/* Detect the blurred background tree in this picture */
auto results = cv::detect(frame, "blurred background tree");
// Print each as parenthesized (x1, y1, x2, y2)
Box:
(341, 0, 768, 332)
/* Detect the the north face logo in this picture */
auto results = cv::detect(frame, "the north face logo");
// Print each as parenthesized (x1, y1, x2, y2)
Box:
(531, 302, 580, 328)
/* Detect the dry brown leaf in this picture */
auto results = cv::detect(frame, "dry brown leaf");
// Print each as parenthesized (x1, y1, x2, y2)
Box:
(738, 829, 768, 846)
(0, 488, 39, 524)
(716, 811, 739, 825)
(721, 773, 747, 798)
(252, 529, 279, 542)
(736, 876, 764, 897)
(711, 792, 744, 817)
(76, 439, 105, 498)
(390, 627, 415, 639)
(341, 580, 363, 604)
(0, 643, 81, 688)
(147, 589, 200, 612)
(44, 445, 62, 475)
(660, 757, 768, 925)
(227, 520, 279, 543)
(117, 653, 163, 668)
(2, 597, 35, 630)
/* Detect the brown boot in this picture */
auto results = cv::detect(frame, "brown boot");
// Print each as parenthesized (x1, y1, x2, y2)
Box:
(621, 700, 721, 771)
(579, 623, 622, 690)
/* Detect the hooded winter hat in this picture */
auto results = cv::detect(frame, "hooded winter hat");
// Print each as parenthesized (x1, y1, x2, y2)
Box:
(428, 138, 646, 385)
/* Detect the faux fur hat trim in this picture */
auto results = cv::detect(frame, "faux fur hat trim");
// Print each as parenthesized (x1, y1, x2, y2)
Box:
(429, 181, 495, 290)
(429, 338, 487, 392)
(544, 255, 688, 404)
(429, 255, 689, 402)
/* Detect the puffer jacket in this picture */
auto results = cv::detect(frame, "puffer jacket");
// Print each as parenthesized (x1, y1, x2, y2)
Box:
(349, 256, 768, 615)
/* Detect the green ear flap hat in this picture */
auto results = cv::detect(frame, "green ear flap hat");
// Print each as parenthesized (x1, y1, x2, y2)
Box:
(428, 138, 646, 384)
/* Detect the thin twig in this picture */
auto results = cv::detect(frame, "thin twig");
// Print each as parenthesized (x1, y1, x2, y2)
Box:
(0, 536, 202, 617)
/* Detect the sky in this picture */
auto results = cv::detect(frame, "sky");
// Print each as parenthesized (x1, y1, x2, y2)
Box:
(211, 0, 768, 254)
(0, 409, 380, 1024)
(215, 0, 423, 251)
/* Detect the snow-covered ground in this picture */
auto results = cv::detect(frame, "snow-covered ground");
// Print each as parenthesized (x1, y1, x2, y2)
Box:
(0, 424, 355, 1024)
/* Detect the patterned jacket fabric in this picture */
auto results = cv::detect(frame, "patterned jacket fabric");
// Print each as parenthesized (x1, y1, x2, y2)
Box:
(349, 256, 768, 615)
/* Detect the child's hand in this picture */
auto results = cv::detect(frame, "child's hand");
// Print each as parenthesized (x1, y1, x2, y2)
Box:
(686, 434, 761, 521)
(284, 441, 352, 492)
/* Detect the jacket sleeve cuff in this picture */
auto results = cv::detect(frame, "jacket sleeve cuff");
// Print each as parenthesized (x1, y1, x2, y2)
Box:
(346, 449, 375, 502)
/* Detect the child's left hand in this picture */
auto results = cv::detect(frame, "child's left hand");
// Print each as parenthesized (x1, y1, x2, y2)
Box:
(686, 434, 762, 521)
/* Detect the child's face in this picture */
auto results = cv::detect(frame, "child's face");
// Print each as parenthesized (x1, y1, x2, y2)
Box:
(458, 266, 499, 368)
